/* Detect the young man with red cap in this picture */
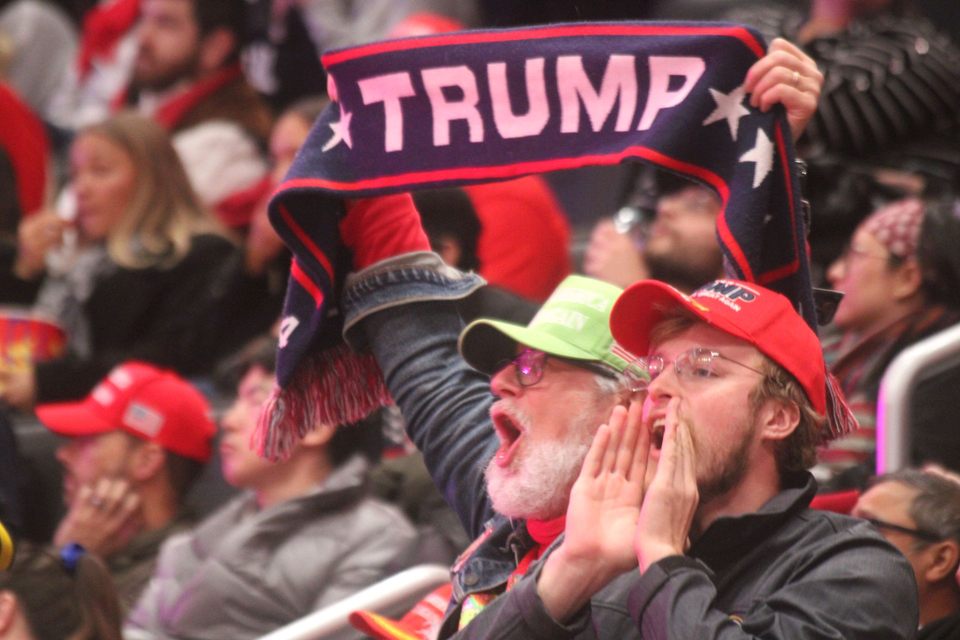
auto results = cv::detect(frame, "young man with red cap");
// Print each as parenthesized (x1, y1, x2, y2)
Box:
(31, 361, 215, 609)
(526, 278, 918, 638)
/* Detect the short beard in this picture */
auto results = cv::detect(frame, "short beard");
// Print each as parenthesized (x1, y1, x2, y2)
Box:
(133, 51, 202, 93)
(693, 410, 757, 504)
(645, 250, 723, 294)
(484, 402, 597, 521)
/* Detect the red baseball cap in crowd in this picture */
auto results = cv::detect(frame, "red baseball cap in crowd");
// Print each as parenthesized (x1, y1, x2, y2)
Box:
(35, 361, 215, 462)
(610, 279, 827, 415)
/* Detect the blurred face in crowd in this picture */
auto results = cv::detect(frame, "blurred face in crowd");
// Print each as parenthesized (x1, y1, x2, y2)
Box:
(134, 0, 202, 91)
(644, 185, 724, 292)
(485, 347, 620, 520)
(56, 431, 139, 506)
(219, 365, 278, 489)
(70, 132, 138, 242)
(827, 226, 904, 334)
(852, 481, 927, 577)
(269, 112, 312, 184)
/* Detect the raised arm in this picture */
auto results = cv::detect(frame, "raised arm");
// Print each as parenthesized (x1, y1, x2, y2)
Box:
(340, 194, 497, 537)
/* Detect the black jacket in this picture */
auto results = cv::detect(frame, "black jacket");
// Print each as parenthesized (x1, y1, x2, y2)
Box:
(34, 234, 281, 403)
(918, 611, 960, 640)
(453, 474, 919, 639)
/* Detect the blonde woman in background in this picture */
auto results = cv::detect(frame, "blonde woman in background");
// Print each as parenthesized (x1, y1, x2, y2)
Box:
(2, 112, 276, 409)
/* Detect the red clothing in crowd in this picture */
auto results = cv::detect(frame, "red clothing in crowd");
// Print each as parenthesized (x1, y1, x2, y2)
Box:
(0, 83, 48, 215)
(465, 175, 572, 302)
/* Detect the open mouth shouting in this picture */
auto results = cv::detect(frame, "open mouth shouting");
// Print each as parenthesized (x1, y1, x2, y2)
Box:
(650, 416, 666, 451)
(490, 402, 528, 468)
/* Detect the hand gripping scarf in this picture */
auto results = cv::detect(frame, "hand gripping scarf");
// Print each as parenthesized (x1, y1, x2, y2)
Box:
(258, 22, 821, 459)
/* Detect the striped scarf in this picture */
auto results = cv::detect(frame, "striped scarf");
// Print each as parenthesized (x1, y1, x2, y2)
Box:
(258, 21, 816, 458)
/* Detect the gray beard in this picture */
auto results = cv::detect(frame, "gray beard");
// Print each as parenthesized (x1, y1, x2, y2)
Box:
(484, 403, 598, 521)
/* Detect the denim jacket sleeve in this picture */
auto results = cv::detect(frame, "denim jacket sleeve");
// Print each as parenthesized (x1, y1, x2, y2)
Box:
(342, 252, 497, 538)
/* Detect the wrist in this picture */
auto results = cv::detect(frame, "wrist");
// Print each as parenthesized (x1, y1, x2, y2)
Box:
(637, 543, 684, 574)
(538, 546, 622, 622)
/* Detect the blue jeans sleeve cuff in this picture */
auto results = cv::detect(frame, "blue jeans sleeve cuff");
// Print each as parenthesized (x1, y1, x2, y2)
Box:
(342, 251, 486, 350)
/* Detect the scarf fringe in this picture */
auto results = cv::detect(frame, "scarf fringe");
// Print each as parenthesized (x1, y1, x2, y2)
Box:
(824, 372, 859, 441)
(254, 343, 392, 460)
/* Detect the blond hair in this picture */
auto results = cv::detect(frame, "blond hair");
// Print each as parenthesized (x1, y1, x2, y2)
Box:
(79, 112, 227, 269)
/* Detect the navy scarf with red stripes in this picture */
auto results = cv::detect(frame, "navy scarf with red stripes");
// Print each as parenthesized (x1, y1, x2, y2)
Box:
(259, 22, 815, 458)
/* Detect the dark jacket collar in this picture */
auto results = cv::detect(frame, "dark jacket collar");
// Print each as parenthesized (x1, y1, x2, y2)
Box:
(691, 471, 816, 559)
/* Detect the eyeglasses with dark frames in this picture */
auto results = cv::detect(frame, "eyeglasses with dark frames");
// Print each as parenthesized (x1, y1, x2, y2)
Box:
(632, 347, 766, 388)
(865, 518, 943, 543)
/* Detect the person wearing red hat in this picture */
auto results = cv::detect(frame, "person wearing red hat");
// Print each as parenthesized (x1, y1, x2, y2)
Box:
(526, 278, 917, 639)
(253, 40, 832, 640)
(126, 339, 416, 640)
(30, 361, 215, 610)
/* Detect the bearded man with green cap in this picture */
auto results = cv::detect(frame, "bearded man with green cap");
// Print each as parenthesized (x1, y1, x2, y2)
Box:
(340, 253, 646, 637)
(457, 275, 645, 529)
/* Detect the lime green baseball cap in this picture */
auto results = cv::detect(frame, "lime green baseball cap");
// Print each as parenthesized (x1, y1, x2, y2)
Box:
(458, 275, 635, 376)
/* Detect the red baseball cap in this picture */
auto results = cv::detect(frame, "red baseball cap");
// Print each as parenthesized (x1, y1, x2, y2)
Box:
(35, 361, 215, 462)
(610, 279, 827, 415)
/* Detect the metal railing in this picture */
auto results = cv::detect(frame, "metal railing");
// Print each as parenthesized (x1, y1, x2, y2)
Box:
(257, 564, 450, 640)
(876, 322, 960, 474)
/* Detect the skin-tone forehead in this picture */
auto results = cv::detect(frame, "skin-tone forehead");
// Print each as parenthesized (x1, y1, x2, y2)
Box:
(665, 184, 720, 206)
(144, 0, 191, 12)
(141, 0, 193, 22)
(851, 226, 890, 255)
(239, 364, 272, 392)
(270, 114, 311, 158)
(72, 429, 135, 445)
(71, 131, 128, 161)
(853, 481, 919, 523)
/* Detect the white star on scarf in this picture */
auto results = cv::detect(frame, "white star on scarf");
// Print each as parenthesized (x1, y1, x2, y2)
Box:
(322, 109, 353, 151)
(739, 128, 774, 188)
(702, 85, 749, 140)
